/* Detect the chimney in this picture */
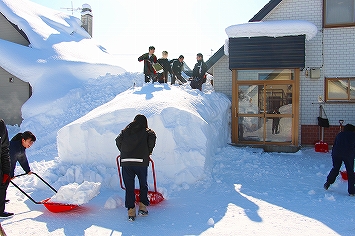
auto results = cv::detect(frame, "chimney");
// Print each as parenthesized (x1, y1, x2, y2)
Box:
(81, 4, 93, 37)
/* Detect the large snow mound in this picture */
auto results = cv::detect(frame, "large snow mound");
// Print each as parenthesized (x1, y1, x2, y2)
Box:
(57, 83, 231, 185)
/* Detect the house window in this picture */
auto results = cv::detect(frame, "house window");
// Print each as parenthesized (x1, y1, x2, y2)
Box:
(326, 78, 355, 101)
(324, 0, 355, 27)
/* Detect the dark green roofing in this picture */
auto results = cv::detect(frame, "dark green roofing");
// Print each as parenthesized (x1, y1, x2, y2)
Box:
(206, 45, 225, 70)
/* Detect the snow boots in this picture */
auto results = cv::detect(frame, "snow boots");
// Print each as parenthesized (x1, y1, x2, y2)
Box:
(138, 202, 148, 216)
(128, 203, 148, 221)
(128, 207, 136, 222)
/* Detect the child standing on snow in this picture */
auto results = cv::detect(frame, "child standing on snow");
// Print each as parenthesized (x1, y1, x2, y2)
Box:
(138, 46, 158, 83)
(191, 53, 207, 91)
(324, 124, 355, 195)
(115, 114, 156, 221)
(157, 51, 172, 83)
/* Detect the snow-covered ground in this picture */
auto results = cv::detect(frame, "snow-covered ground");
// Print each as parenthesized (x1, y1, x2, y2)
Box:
(4, 143, 355, 236)
(1, 0, 354, 235)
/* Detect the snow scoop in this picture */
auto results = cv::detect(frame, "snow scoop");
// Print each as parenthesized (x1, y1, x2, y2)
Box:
(340, 170, 355, 181)
(10, 172, 79, 213)
(116, 155, 164, 205)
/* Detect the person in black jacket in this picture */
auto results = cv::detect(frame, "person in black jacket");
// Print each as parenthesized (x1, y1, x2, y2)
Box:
(171, 55, 187, 85)
(0, 119, 13, 218)
(191, 53, 207, 91)
(138, 46, 158, 83)
(115, 114, 156, 221)
(157, 51, 172, 83)
(9, 131, 36, 178)
(324, 124, 355, 195)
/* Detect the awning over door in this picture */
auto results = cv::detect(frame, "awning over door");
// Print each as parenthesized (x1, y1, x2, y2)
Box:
(228, 35, 305, 69)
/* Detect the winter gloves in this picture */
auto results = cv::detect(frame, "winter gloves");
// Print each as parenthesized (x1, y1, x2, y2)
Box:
(2, 174, 9, 184)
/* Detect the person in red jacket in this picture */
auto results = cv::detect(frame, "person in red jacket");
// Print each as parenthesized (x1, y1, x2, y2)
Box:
(115, 114, 156, 221)
(138, 46, 158, 83)
(0, 119, 13, 218)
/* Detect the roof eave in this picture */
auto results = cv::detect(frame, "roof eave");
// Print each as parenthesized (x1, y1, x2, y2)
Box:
(249, 0, 282, 22)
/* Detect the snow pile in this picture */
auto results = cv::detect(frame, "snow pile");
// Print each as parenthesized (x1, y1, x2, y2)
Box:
(48, 181, 101, 205)
(0, 0, 128, 159)
(224, 20, 318, 56)
(57, 83, 231, 185)
(225, 20, 318, 40)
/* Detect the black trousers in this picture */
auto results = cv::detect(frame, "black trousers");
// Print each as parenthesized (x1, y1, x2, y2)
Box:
(327, 156, 355, 194)
(171, 73, 187, 84)
(122, 166, 149, 209)
(0, 182, 9, 213)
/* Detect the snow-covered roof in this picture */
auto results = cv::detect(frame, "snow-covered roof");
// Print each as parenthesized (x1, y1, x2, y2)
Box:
(225, 20, 318, 41)
(224, 20, 318, 56)
(0, 0, 90, 49)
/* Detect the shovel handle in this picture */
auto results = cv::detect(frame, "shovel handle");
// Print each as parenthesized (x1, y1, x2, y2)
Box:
(13, 172, 57, 193)
(116, 155, 158, 192)
(10, 172, 57, 204)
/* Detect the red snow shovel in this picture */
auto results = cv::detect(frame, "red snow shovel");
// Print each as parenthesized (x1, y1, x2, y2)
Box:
(116, 155, 164, 205)
(340, 170, 355, 181)
(10, 172, 79, 213)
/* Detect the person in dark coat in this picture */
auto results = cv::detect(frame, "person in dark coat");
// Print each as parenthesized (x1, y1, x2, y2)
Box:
(191, 53, 207, 91)
(272, 108, 281, 134)
(115, 114, 156, 221)
(171, 55, 187, 85)
(0, 119, 13, 218)
(138, 46, 158, 83)
(324, 123, 355, 195)
(157, 51, 172, 83)
(9, 131, 36, 178)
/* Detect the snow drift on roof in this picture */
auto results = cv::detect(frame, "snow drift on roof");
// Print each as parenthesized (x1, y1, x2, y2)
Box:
(225, 20, 318, 41)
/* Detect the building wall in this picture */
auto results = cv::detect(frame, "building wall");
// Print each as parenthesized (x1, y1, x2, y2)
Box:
(215, 0, 355, 145)
(264, 0, 355, 144)
(212, 55, 232, 99)
(0, 13, 29, 46)
(0, 13, 31, 125)
(0, 68, 30, 125)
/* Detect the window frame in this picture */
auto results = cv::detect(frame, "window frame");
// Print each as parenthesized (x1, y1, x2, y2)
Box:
(323, 0, 355, 28)
(325, 77, 355, 102)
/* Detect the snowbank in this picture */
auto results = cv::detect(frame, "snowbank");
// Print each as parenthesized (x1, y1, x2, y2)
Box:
(57, 83, 231, 185)
(225, 20, 318, 40)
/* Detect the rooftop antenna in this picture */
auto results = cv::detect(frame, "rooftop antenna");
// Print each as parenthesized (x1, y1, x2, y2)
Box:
(61, 1, 82, 15)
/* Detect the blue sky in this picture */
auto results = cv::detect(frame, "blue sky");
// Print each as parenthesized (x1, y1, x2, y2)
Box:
(30, 0, 270, 70)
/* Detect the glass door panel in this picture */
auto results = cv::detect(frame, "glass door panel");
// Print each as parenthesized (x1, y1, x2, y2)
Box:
(237, 83, 294, 144)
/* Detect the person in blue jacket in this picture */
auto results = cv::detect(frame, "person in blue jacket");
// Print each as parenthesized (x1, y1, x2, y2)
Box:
(324, 124, 355, 195)
(9, 131, 36, 178)
(115, 114, 156, 221)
